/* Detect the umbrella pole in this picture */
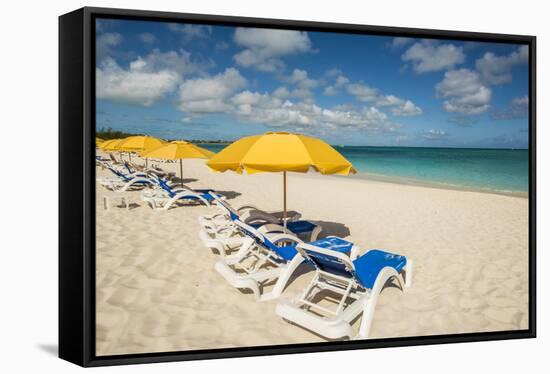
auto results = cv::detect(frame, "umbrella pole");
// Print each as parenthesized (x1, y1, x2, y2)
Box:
(180, 159, 183, 188)
(145, 158, 148, 169)
(283, 171, 287, 231)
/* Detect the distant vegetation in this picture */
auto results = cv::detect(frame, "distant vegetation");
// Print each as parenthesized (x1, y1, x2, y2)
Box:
(96, 127, 232, 144)
(96, 128, 143, 140)
(189, 139, 231, 144)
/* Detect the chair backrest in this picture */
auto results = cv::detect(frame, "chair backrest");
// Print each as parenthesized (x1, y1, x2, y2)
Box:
(212, 196, 240, 221)
(124, 162, 134, 174)
(107, 165, 129, 181)
(233, 219, 297, 262)
(156, 178, 176, 197)
(296, 240, 357, 280)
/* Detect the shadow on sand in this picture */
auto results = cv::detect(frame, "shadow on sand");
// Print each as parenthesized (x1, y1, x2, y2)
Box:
(311, 220, 351, 238)
(170, 177, 199, 184)
(215, 190, 242, 200)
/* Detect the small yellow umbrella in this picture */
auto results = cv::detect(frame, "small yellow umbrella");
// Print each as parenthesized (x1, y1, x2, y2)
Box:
(207, 131, 355, 225)
(101, 138, 125, 151)
(142, 140, 215, 186)
(96, 137, 105, 146)
(117, 135, 166, 165)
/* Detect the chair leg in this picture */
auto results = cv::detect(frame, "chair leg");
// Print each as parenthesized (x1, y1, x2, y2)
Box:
(404, 259, 413, 288)
(260, 255, 303, 302)
(356, 267, 399, 339)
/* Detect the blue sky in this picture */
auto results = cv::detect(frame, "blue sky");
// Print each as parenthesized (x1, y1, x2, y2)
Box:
(96, 18, 529, 148)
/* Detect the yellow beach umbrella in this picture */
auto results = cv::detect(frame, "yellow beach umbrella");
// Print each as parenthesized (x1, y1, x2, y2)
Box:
(117, 135, 166, 164)
(142, 140, 215, 186)
(207, 131, 355, 225)
(96, 137, 104, 146)
(101, 138, 126, 152)
(117, 135, 166, 152)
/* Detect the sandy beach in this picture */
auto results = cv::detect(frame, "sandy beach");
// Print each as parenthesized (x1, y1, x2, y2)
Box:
(95, 155, 529, 356)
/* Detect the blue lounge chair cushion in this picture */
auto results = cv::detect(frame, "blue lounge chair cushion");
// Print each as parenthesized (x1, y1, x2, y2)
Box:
(157, 179, 216, 200)
(352, 250, 407, 289)
(249, 220, 317, 235)
(302, 237, 354, 275)
(272, 244, 298, 262)
(309, 237, 354, 253)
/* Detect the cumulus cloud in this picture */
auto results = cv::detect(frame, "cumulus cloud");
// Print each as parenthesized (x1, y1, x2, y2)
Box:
(476, 45, 528, 85)
(272, 86, 290, 98)
(375, 95, 423, 116)
(422, 129, 449, 140)
(447, 115, 478, 126)
(139, 32, 156, 44)
(168, 23, 212, 42)
(391, 37, 414, 49)
(436, 69, 492, 115)
(323, 72, 350, 96)
(177, 68, 247, 113)
(229, 89, 399, 135)
(346, 83, 379, 102)
(96, 32, 123, 58)
(233, 28, 312, 72)
(402, 40, 465, 73)
(129, 48, 208, 75)
(96, 57, 180, 106)
(491, 95, 529, 120)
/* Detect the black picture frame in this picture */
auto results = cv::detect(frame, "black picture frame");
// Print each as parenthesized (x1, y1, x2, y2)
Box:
(59, 6, 537, 367)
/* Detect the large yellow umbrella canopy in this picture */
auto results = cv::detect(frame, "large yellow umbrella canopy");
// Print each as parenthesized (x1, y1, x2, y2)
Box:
(207, 132, 355, 224)
(142, 140, 215, 186)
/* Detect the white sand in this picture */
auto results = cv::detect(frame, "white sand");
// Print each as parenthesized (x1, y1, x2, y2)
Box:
(95, 155, 529, 356)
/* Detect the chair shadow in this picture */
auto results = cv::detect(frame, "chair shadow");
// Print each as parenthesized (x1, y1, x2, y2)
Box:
(37, 344, 58, 357)
(215, 190, 242, 200)
(171, 177, 199, 184)
(310, 220, 351, 238)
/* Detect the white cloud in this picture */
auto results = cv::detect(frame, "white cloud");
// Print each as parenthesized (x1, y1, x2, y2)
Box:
(323, 86, 339, 96)
(376, 95, 423, 116)
(273, 86, 290, 98)
(168, 23, 212, 41)
(475, 45, 528, 85)
(230, 89, 398, 134)
(491, 95, 529, 120)
(423, 129, 448, 140)
(96, 57, 179, 106)
(139, 32, 156, 44)
(323, 72, 349, 96)
(129, 48, 207, 75)
(391, 37, 414, 49)
(233, 28, 312, 72)
(96, 32, 123, 58)
(287, 68, 319, 89)
(402, 41, 465, 73)
(177, 68, 247, 113)
(512, 95, 529, 106)
(346, 83, 379, 102)
(436, 69, 492, 115)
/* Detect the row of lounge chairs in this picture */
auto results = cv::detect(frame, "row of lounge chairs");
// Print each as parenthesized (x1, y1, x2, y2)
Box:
(199, 195, 413, 340)
(96, 156, 413, 340)
(96, 157, 219, 210)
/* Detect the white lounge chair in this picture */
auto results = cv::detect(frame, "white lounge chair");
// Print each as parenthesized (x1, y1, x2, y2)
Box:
(199, 195, 301, 233)
(199, 197, 321, 258)
(214, 220, 310, 302)
(141, 177, 220, 210)
(276, 237, 412, 340)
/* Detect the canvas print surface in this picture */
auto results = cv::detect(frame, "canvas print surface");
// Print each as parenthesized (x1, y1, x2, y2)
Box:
(94, 18, 529, 356)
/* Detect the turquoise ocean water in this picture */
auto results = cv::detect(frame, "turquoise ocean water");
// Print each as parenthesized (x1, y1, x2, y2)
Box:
(200, 144, 529, 196)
